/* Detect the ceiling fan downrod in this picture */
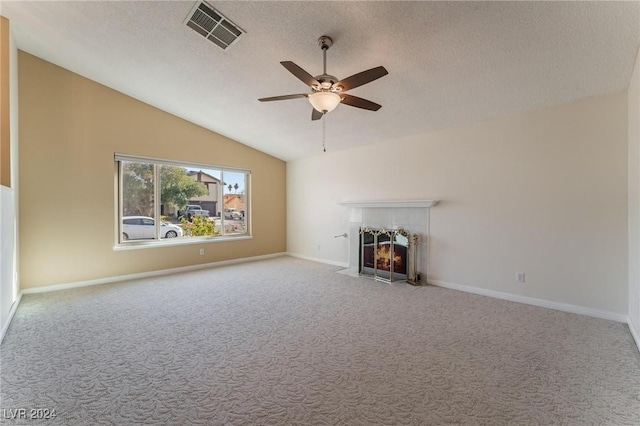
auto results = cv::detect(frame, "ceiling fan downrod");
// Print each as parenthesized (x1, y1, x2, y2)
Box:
(318, 36, 332, 76)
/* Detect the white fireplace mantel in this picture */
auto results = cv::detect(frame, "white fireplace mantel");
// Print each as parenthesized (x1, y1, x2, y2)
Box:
(339, 200, 438, 209)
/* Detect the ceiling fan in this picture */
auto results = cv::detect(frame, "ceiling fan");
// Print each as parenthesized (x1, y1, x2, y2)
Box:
(258, 36, 388, 120)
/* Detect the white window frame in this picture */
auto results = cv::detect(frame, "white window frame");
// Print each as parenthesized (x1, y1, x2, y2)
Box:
(114, 153, 251, 249)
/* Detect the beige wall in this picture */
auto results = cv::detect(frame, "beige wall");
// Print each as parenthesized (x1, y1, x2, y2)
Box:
(288, 92, 628, 315)
(18, 52, 286, 289)
(1, 16, 10, 188)
(629, 45, 640, 333)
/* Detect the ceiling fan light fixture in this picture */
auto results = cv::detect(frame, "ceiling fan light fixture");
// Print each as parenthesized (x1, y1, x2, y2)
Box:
(309, 92, 341, 113)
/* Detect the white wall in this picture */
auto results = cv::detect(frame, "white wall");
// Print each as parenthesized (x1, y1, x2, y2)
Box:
(288, 92, 628, 316)
(1, 21, 19, 342)
(629, 45, 640, 343)
(0, 185, 16, 333)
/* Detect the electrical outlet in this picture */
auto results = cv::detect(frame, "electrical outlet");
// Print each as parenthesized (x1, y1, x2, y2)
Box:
(199, 248, 205, 256)
(516, 272, 525, 283)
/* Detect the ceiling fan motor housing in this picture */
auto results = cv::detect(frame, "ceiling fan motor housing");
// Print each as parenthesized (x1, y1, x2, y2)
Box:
(315, 74, 339, 91)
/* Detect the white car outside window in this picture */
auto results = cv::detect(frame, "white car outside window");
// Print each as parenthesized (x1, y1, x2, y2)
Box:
(122, 216, 183, 241)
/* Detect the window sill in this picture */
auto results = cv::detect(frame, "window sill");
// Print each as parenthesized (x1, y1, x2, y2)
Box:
(113, 234, 253, 251)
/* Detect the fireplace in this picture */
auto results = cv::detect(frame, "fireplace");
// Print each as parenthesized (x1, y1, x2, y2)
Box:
(338, 200, 438, 285)
(359, 227, 418, 283)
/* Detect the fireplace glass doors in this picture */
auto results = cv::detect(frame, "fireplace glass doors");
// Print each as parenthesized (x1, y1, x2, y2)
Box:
(359, 227, 414, 283)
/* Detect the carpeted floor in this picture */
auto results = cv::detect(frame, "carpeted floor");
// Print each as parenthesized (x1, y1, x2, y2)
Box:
(1, 256, 639, 425)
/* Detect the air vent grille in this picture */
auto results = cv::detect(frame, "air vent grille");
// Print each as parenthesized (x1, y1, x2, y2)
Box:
(185, 2, 243, 50)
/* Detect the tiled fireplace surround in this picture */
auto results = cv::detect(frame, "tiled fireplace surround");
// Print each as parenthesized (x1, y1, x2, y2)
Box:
(338, 200, 438, 283)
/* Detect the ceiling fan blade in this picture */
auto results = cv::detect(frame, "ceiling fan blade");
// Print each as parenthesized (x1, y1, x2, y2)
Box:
(281, 61, 319, 88)
(311, 108, 323, 121)
(258, 93, 309, 102)
(340, 94, 382, 111)
(333, 66, 388, 92)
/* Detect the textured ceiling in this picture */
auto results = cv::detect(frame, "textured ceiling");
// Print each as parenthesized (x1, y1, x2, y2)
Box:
(2, 1, 639, 161)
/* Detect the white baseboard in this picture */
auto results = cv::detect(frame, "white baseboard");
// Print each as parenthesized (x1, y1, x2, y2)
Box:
(428, 279, 628, 323)
(0, 292, 22, 344)
(286, 252, 349, 268)
(628, 316, 640, 352)
(21, 252, 287, 295)
(286, 254, 629, 324)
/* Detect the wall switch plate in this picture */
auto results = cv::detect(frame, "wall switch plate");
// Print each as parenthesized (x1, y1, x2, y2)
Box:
(516, 272, 525, 283)
(199, 249, 205, 256)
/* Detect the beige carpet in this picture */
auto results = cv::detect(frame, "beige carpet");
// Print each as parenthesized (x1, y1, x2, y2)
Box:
(1, 256, 639, 425)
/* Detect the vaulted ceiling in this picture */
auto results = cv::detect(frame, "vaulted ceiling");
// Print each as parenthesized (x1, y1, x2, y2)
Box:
(2, 1, 639, 161)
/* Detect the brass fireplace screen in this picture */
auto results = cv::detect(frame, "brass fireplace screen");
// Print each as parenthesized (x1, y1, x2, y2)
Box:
(359, 227, 420, 284)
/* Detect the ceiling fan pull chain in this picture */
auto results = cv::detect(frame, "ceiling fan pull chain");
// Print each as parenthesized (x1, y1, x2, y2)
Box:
(322, 114, 326, 152)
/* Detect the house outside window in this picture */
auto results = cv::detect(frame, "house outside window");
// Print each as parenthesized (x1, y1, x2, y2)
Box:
(184, 170, 221, 217)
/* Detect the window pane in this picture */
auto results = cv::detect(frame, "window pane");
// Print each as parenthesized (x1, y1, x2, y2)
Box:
(121, 161, 155, 241)
(222, 171, 246, 235)
(117, 155, 249, 245)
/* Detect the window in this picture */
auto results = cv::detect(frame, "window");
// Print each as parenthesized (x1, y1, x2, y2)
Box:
(115, 154, 250, 245)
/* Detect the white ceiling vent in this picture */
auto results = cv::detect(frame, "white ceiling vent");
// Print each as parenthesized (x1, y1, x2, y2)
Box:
(185, 2, 244, 50)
